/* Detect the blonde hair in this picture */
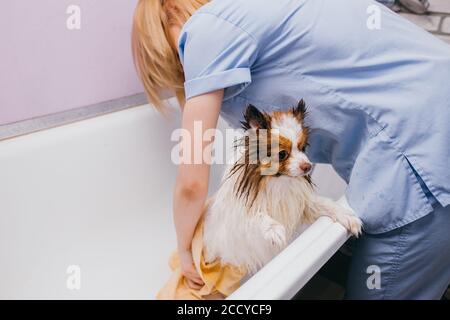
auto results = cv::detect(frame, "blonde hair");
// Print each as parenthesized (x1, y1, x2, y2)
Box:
(132, 0, 208, 111)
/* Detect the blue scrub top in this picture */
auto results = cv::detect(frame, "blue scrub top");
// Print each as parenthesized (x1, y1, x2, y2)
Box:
(178, 0, 450, 234)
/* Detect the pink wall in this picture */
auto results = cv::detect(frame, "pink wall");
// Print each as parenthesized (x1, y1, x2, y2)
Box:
(0, 0, 143, 125)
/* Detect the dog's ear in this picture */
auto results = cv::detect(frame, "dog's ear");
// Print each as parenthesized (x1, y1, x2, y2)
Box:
(242, 104, 270, 130)
(292, 99, 307, 121)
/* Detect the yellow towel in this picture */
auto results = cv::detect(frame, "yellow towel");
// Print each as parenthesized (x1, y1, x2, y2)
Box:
(157, 218, 246, 300)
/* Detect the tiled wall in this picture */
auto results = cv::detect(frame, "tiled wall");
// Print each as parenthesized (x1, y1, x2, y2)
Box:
(399, 0, 450, 44)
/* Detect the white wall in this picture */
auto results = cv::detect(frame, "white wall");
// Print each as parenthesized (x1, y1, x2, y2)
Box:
(0, 0, 142, 125)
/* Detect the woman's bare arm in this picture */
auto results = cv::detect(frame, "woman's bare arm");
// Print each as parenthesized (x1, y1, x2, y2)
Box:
(173, 89, 223, 288)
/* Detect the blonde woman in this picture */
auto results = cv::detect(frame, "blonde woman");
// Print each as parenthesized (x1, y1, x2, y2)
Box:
(132, 0, 450, 299)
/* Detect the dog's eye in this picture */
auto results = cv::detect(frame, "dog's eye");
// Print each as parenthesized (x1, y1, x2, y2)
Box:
(278, 150, 289, 161)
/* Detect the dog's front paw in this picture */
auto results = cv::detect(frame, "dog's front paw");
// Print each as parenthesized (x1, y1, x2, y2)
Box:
(260, 217, 287, 248)
(337, 213, 363, 237)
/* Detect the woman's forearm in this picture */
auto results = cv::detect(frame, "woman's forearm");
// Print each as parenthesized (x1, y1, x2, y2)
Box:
(173, 176, 208, 252)
(171, 90, 224, 253)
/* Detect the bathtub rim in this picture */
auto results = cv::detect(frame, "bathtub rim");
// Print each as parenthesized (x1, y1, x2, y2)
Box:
(0, 93, 148, 142)
(228, 196, 353, 300)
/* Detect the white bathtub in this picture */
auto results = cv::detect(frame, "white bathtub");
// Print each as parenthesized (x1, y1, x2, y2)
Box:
(0, 103, 348, 299)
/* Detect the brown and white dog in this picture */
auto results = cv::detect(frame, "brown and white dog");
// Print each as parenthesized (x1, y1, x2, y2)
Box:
(203, 100, 362, 274)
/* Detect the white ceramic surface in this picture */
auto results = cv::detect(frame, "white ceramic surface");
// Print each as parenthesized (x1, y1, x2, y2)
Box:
(0, 104, 346, 299)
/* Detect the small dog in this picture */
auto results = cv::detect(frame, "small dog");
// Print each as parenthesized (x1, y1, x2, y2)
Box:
(203, 100, 362, 274)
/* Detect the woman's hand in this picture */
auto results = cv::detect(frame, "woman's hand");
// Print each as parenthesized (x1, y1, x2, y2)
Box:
(179, 249, 204, 289)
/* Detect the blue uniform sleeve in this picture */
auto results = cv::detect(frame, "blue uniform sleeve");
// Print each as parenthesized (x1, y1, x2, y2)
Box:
(178, 13, 258, 101)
